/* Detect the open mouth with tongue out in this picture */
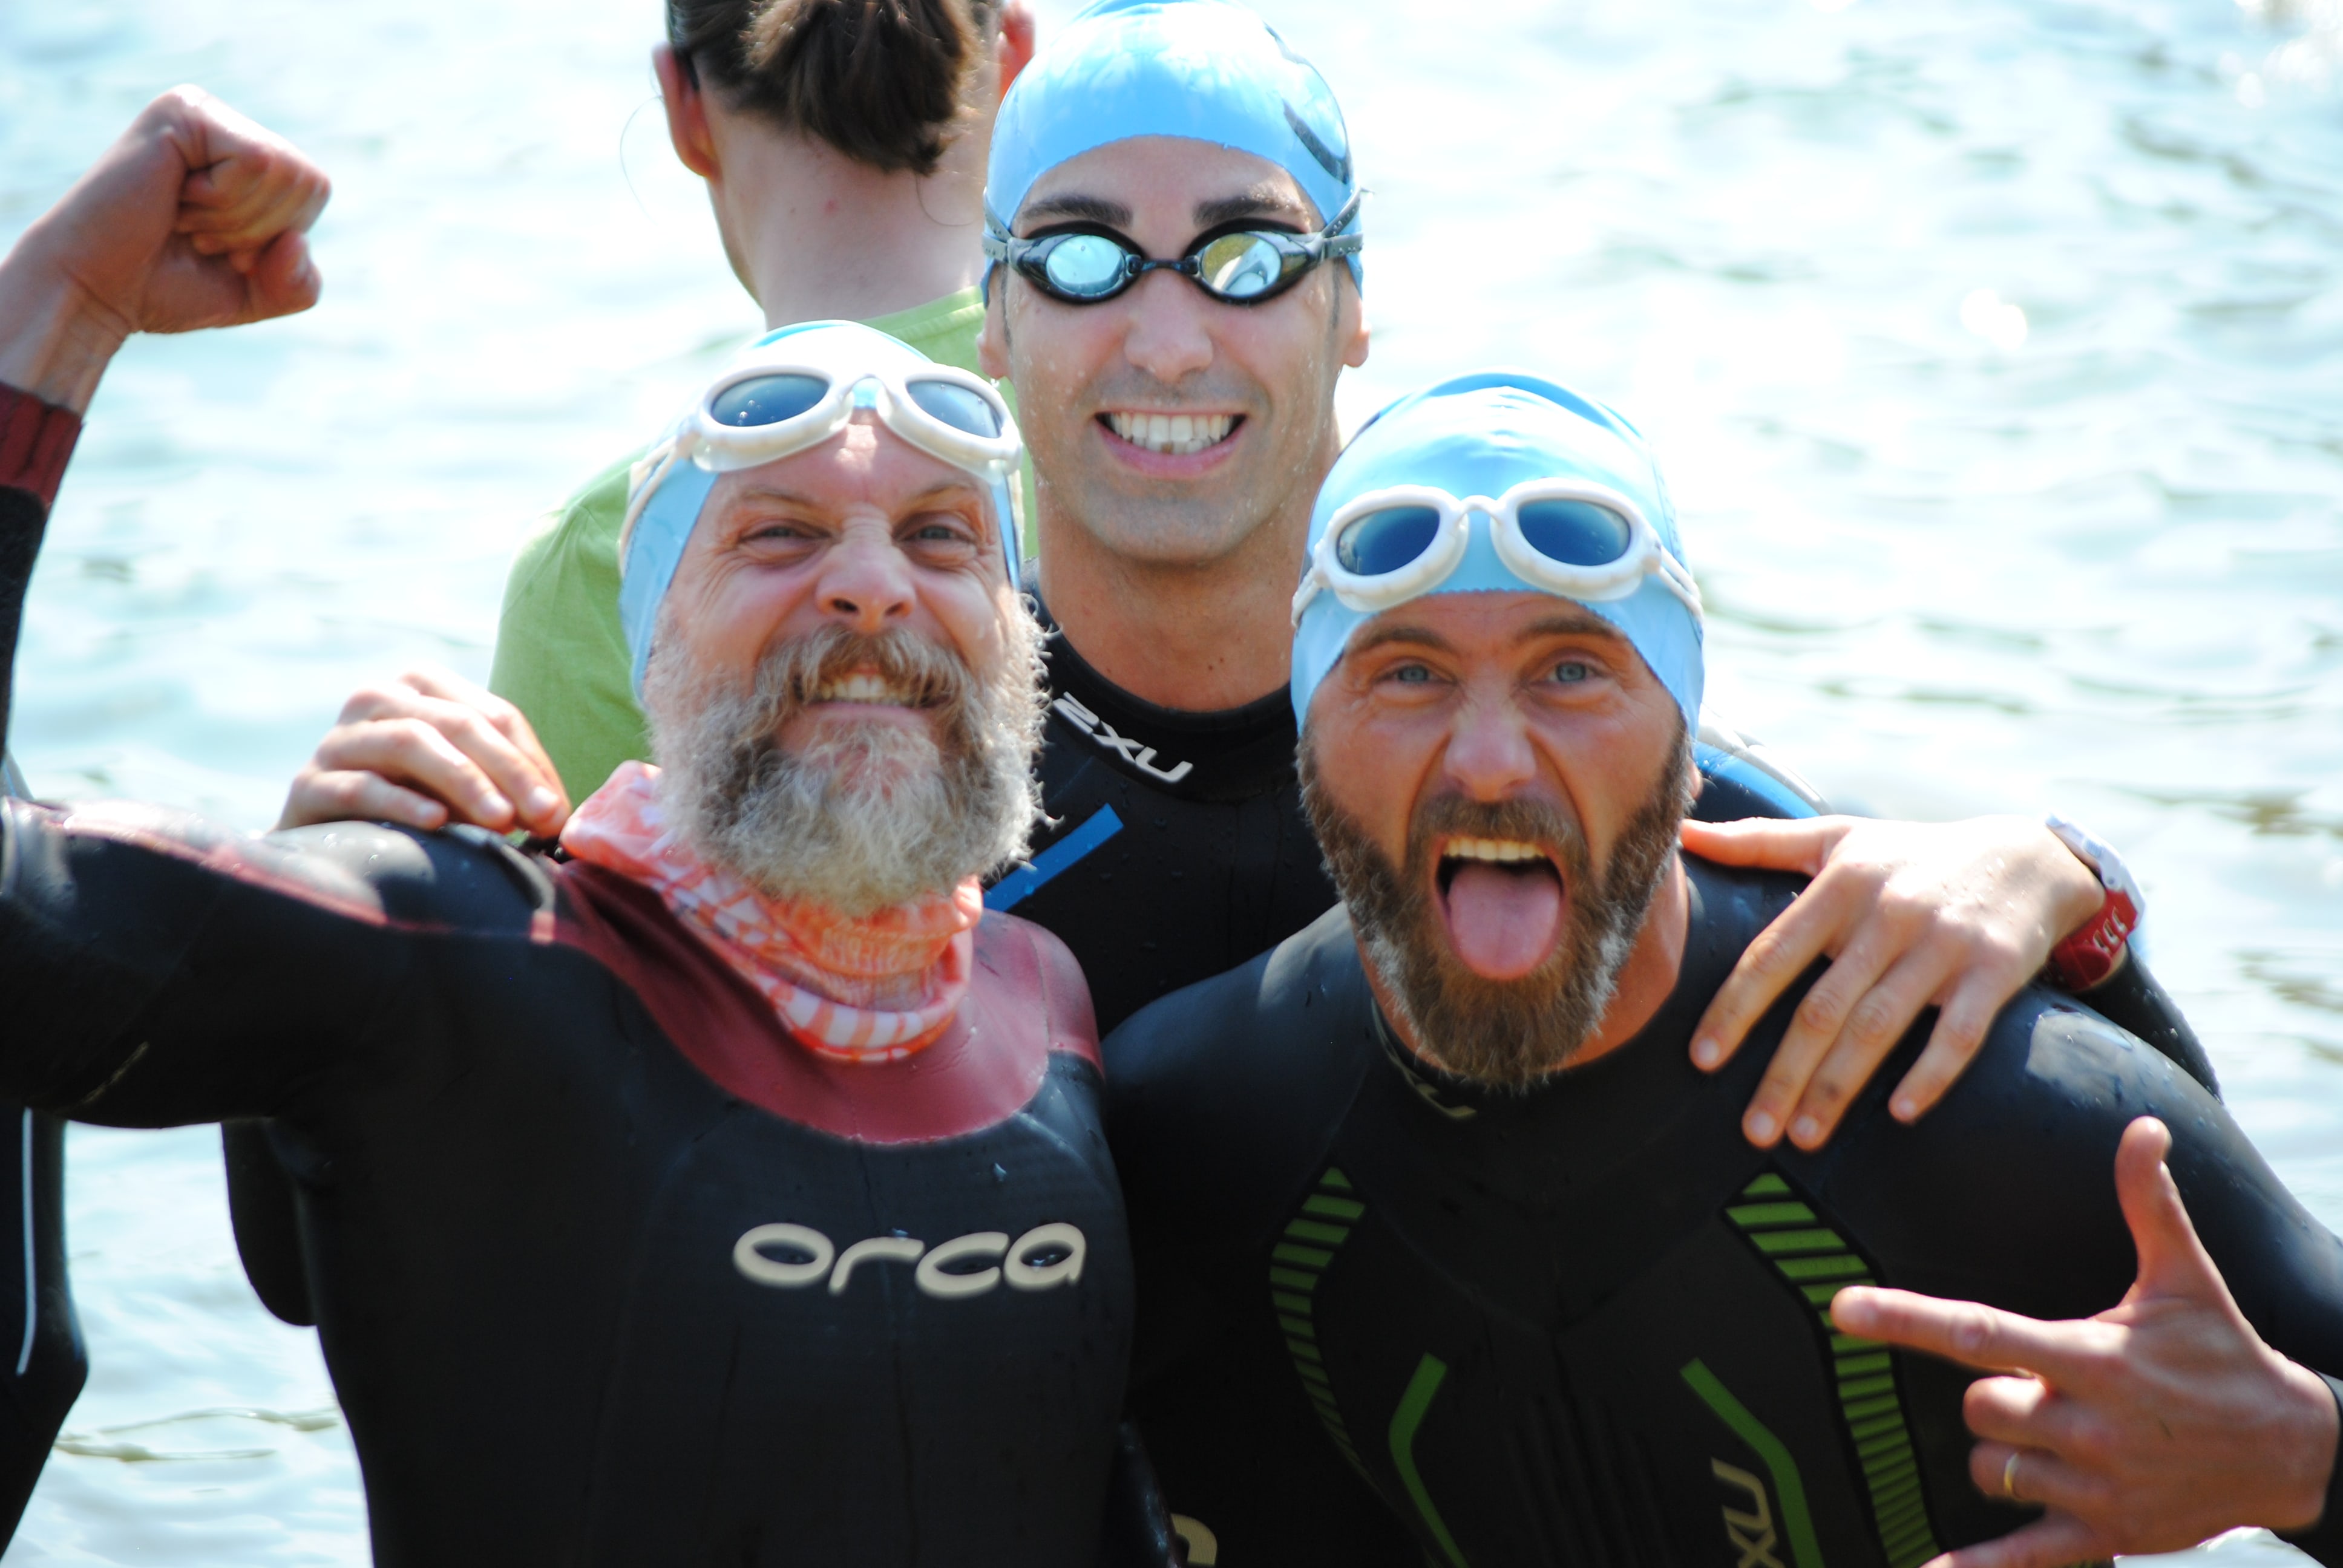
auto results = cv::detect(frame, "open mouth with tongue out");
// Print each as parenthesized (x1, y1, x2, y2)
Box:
(1435, 836, 1567, 981)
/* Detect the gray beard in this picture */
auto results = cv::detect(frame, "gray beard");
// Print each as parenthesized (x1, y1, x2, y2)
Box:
(643, 613, 1046, 917)
(1300, 725, 1691, 1090)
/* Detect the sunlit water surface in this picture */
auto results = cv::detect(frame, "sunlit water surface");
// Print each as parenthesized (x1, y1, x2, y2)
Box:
(1, 0, 2338, 1558)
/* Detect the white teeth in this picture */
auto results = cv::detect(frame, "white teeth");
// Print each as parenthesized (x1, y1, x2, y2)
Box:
(816, 673, 914, 705)
(1441, 837, 1545, 864)
(1107, 411, 1236, 455)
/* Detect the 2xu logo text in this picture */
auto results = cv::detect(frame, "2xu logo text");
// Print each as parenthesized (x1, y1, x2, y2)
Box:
(733, 1222, 1087, 1301)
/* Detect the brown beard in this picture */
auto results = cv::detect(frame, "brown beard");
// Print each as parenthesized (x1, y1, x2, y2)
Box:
(1300, 725, 1691, 1089)
(643, 615, 1046, 917)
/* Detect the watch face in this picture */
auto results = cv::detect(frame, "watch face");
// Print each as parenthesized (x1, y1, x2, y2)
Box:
(2045, 813, 2144, 910)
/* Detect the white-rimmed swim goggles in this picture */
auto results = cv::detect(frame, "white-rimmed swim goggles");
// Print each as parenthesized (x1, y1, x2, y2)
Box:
(616, 321, 1028, 700)
(621, 358, 1025, 558)
(1291, 477, 1704, 625)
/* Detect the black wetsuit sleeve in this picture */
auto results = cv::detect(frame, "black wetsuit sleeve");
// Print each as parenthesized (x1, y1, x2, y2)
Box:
(2279, 1375, 2343, 1564)
(0, 798, 418, 1123)
(2072, 951, 2218, 1094)
(1, 483, 45, 746)
(1797, 996, 2343, 1548)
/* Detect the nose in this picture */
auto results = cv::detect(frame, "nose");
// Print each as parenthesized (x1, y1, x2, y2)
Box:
(811, 526, 916, 635)
(1441, 693, 1539, 803)
(1120, 270, 1216, 384)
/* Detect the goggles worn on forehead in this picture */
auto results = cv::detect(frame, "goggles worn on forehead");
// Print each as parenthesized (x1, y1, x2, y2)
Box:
(985, 190, 1362, 307)
(1291, 478, 1705, 624)
(621, 359, 1025, 570)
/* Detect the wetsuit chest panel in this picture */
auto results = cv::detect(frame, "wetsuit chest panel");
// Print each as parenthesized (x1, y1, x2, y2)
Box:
(1302, 1164, 1926, 1568)
(1002, 627, 1338, 1034)
(575, 1053, 1133, 1567)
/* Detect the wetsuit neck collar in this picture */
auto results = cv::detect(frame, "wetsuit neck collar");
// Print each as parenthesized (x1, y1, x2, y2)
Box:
(1033, 587, 1302, 803)
(562, 762, 982, 1064)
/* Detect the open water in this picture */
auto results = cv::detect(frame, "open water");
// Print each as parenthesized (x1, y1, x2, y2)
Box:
(0, 0, 2338, 1558)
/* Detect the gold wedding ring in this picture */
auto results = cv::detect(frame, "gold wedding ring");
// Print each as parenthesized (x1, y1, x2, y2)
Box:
(2001, 1449, 2023, 1500)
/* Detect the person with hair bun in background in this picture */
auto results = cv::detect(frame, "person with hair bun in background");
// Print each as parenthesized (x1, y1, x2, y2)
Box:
(220, 0, 1036, 1331)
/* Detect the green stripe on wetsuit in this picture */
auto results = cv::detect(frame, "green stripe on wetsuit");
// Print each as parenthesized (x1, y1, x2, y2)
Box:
(1727, 1172, 1942, 1568)
(1267, 1167, 1368, 1475)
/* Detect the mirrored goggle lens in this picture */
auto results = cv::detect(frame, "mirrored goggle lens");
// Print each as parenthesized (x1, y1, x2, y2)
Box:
(1515, 498, 1634, 567)
(1038, 234, 1135, 299)
(903, 378, 1002, 438)
(1334, 505, 1444, 577)
(1195, 232, 1293, 300)
(710, 373, 831, 428)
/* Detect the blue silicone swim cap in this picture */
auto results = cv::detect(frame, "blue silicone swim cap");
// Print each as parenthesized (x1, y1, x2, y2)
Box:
(1290, 371, 1705, 733)
(983, 0, 1361, 292)
(617, 320, 1022, 699)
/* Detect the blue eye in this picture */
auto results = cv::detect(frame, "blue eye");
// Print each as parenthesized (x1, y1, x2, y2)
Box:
(1554, 661, 1590, 683)
(1394, 664, 1434, 684)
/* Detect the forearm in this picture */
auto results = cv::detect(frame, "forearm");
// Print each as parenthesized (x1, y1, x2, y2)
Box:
(0, 238, 129, 417)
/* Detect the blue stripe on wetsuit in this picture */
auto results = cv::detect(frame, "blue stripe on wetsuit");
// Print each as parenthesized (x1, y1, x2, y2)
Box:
(986, 806, 1124, 913)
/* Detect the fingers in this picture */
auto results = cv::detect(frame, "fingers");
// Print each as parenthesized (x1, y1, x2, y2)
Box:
(1884, 961, 2017, 1124)
(378, 667, 569, 832)
(329, 670, 568, 837)
(1830, 1286, 2085, 1381)
(1677, 815, 1850, 876)
(1965, 1441, 2108, 1520)
(2110, 1117, 2230, 1307)
(163, 88, 330, 255)
(301, 716, 522, 834)
(1918, 1511, 2108, 1568)
(1689, 878, 1844, 1091)
(241, 229, 322, 320)
(280, 768, 451, 834)
(1774, 943, 1955, 1147)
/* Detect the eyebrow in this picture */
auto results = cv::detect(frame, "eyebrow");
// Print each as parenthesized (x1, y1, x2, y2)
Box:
(1194, 187, 1311, 230)
(722, 479, 986, 517)
(1018, 186, 1311, 237)
(1017, 194, 1133, 230)
(1346, 607, 1627, 656)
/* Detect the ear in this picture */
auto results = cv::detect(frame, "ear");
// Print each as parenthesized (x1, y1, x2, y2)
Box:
(994, 2, 1038, 101)
(978, 285, 1009, 379)
(654, 44, 720, 181)
(1337, 272, 1371, 370)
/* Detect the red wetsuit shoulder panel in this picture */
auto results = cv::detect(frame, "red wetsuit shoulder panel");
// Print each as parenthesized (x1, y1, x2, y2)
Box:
(1010, 911, 1103, 1073)
(550, 862, 1087, 1145)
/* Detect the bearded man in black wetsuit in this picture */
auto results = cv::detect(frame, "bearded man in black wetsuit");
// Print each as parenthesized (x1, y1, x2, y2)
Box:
(0, 117, 1179, 1563)
(1104, 370, 2343, 1566)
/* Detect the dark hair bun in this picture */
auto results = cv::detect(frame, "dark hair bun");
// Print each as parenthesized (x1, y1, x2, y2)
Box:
(669, 0, 986, 177)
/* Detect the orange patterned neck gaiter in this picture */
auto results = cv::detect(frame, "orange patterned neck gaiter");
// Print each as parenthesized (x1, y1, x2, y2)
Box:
(562, 762, 980, 1065)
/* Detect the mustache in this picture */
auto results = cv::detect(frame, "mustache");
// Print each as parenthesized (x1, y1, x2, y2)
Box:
(750, 624, 974, 727)
(1403, 792, 1590, 898)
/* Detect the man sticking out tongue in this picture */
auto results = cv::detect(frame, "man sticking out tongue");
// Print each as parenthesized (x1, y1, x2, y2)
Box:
(1106, 373, 2343, 1564)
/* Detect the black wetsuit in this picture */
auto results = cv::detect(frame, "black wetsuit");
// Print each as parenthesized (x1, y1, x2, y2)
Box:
(1105, 858, 2343, 1567)
(0, 453, 96, 1541)
(0, 472, 1166, 1564)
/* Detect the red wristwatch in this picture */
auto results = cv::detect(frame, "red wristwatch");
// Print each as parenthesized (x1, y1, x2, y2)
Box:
(2043, 814, 2144, 991)
(0, 382, 82, 512)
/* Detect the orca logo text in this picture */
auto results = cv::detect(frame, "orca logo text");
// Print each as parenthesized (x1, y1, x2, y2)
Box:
(733, 1222, 1087, 1301)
